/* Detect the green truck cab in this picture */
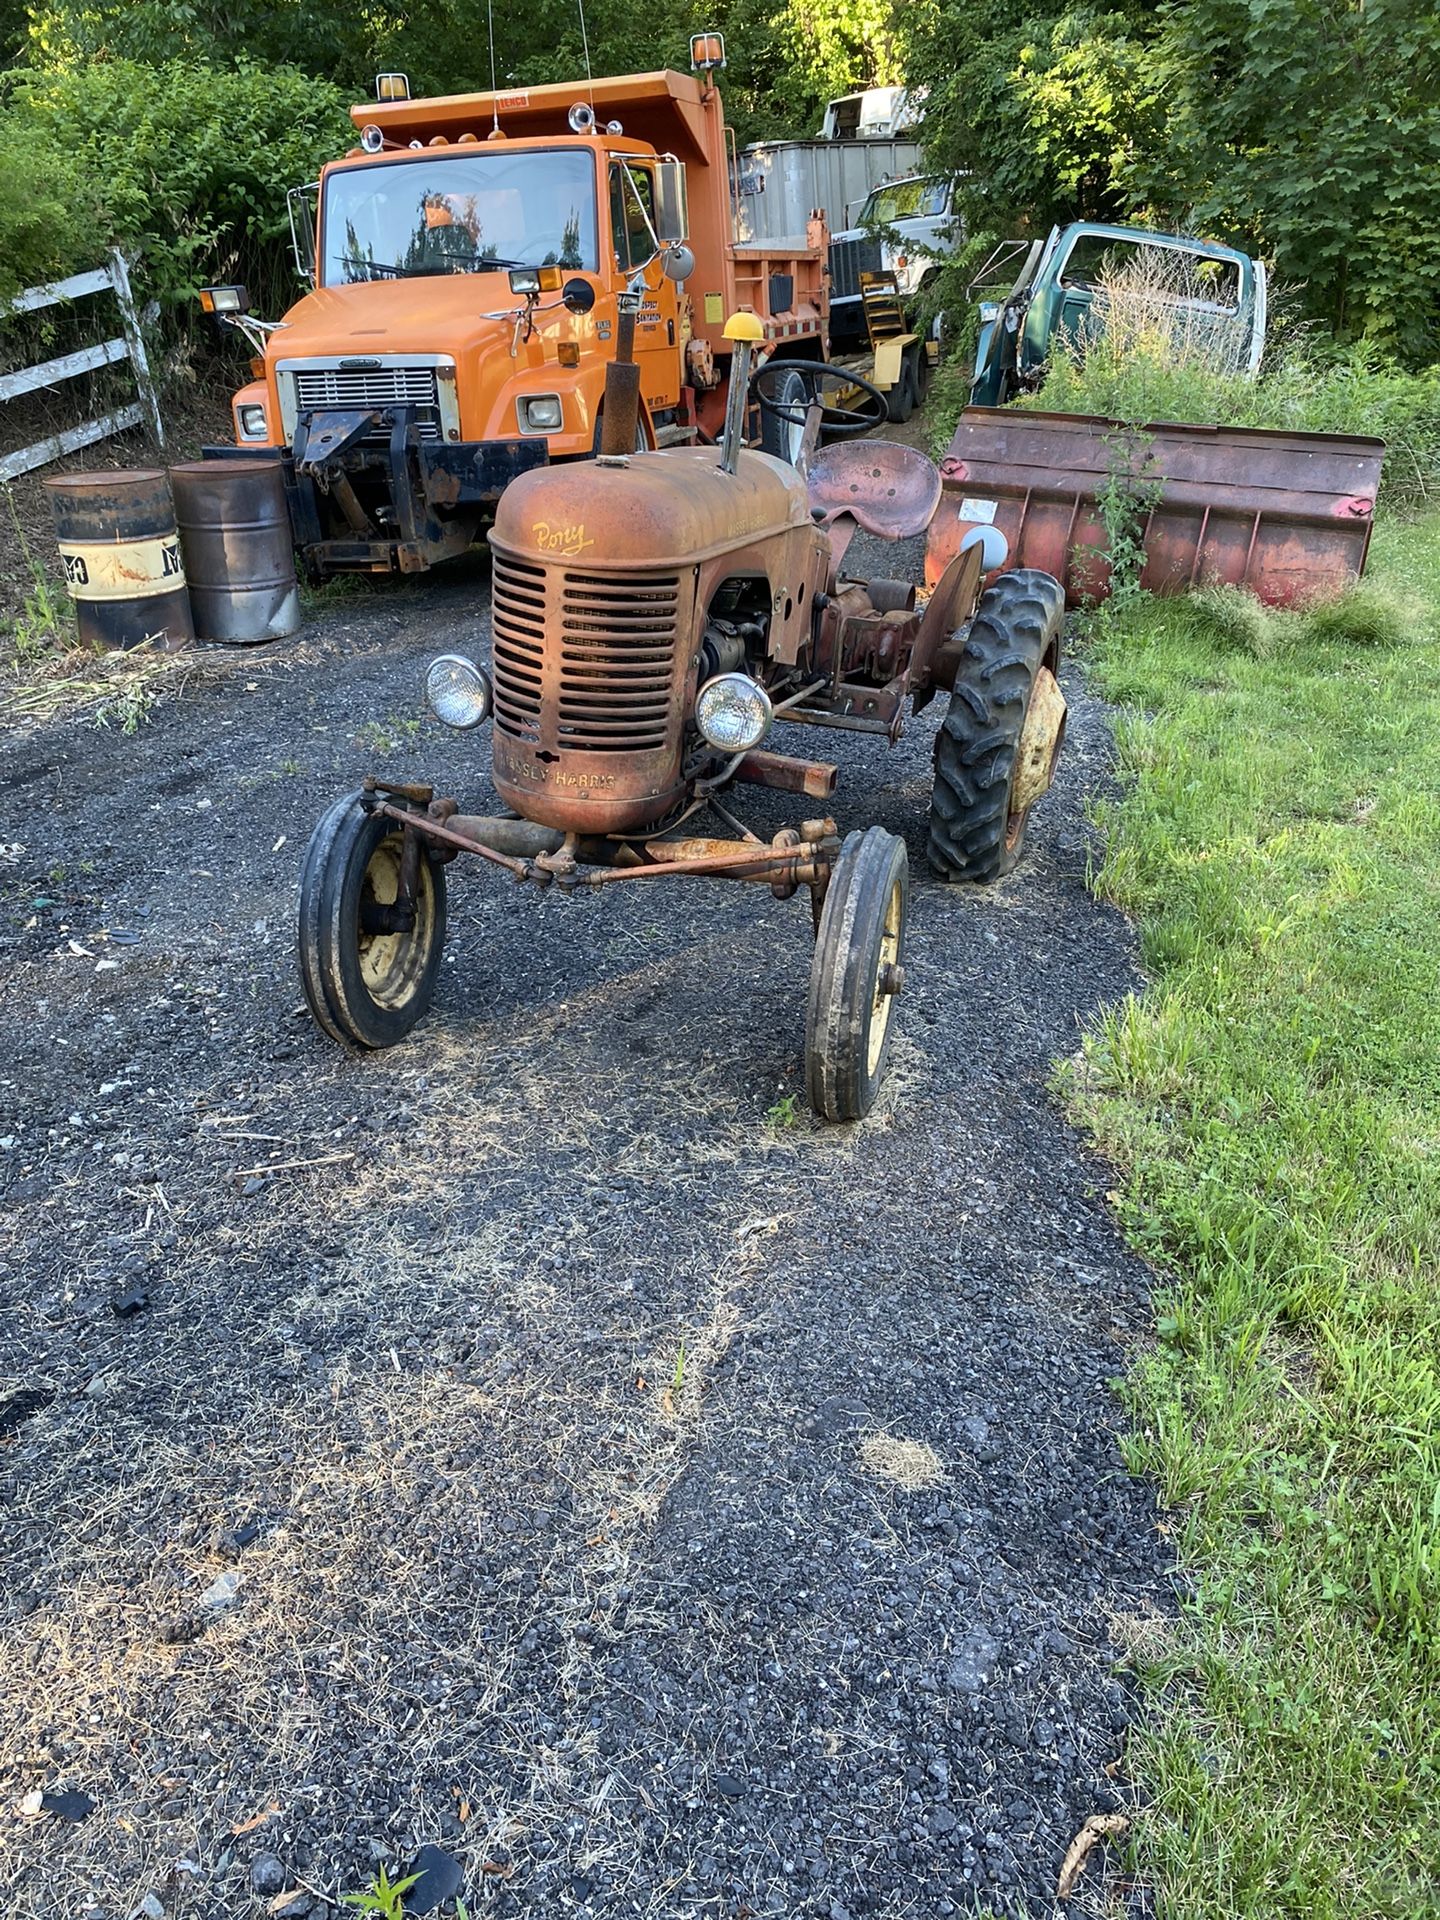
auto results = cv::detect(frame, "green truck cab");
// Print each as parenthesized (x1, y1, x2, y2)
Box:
(970, 221, 1266, 406)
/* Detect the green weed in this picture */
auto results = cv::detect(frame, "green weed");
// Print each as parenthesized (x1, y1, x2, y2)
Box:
(765, 1092, 800, 1129)
(3, 486, 68, 664)
(342, 1865, 422, 1919)
(355, 715, 422, 754)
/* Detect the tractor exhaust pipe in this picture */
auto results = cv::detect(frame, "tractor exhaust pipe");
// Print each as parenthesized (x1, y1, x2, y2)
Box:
(599, 284, 643, 457)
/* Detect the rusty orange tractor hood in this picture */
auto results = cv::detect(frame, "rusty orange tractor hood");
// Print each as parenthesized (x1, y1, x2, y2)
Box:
(270, 274, 526, 361)
(492, 446, 813, 568)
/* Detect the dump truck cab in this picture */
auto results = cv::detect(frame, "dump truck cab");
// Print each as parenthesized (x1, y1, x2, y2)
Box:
(208, 56, 829, 580)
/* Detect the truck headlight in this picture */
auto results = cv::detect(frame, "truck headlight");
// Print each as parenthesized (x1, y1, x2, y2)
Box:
(695, 673, 772, 752)
(518, 394, 563, 433)
(237, 403, 268, 440)
(425, 654, 492, 730)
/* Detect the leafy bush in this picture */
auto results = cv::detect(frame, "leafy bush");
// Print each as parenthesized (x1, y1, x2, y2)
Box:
(0, 116, 94, 305)
(986, 252, 1440, 514)
(1034, 341, 1440, 513)
(2, 59, 350, 315)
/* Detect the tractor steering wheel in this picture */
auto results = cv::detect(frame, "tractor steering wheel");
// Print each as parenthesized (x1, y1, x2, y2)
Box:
(751, 360, 889, 440)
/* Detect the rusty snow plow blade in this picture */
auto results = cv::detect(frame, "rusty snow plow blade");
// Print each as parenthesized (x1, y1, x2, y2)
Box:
(926, 408, 1386, 608)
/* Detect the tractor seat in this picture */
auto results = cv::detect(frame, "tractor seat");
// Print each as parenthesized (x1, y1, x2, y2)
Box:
(806, 440, 943, 541)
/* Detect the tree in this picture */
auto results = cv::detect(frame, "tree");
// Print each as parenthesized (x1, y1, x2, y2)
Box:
(1134, 0, 1440, 360)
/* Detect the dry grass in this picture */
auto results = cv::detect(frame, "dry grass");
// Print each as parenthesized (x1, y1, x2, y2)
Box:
(1073, 243, 1263, 382)
(2, 639, 221, 734)
(858, 1430, 947, 1491)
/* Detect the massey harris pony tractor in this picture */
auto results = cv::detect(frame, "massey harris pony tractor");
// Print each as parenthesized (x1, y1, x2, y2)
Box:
(297, 316, 1066, 1120)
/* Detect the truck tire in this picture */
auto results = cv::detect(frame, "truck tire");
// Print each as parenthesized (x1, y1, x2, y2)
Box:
(592, 410, 649, 455)
(760, 366, 809, 464)
(927, 570, 1066, 883)
(885, 353, 918, 425)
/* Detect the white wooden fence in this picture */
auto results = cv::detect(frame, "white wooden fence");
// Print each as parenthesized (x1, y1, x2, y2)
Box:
(0, 251, 164, 483)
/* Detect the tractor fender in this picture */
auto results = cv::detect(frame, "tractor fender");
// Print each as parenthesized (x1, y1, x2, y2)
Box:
(872, 332, 920, 394)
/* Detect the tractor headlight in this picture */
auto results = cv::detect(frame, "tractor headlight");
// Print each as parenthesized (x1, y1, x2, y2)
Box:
(518, 393, 564, 433)
(237, 403, 268, 441)
(695, 673, 772, 753)
(425, 654, 492, 730)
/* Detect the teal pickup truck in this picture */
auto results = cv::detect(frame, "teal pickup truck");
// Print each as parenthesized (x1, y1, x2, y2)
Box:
(970, 221, 1267, 405)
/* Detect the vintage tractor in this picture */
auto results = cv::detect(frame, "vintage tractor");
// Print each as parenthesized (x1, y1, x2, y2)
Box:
(297, 313, 1066, 1120)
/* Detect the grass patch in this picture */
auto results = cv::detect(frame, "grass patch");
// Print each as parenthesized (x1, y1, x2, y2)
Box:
(1070, 510, 1440, 1917)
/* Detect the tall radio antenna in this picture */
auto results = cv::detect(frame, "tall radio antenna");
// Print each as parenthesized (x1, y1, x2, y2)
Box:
(576, 0, 595, 111)
(487, 0, 500, 134)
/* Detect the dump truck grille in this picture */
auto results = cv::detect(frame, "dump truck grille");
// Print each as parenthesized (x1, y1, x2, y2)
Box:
(829, 236, 885, 304)
(289, 365, 443, 443)
(491, 557, 683, 755)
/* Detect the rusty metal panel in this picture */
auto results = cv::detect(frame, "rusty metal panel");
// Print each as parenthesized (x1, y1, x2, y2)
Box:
(926, 407, 1386, 608)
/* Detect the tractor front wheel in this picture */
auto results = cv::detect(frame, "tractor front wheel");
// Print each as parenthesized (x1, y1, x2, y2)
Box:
(297, 792, 448, 1049)
(806, 826, 909, 1121)
(927, 570, 1067, 883)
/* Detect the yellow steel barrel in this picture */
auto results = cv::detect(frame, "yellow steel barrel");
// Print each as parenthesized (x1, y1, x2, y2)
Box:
(43, 469, 193, 652)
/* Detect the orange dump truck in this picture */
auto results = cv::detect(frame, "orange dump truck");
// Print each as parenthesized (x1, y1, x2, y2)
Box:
(202, 41, 828, 581)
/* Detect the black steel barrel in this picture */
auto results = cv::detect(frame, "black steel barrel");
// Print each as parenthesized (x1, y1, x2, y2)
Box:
(168, 459, 301, 645)
(43, 470, 193, 652)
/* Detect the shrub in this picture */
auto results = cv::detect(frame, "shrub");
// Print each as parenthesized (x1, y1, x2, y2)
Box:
(0, 117, 93, 305)
(1018, 253, 1440, 512)
(2, 59, 350, 316)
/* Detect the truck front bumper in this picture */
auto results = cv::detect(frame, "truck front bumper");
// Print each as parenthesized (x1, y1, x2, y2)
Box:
(205, 413, 549, 576)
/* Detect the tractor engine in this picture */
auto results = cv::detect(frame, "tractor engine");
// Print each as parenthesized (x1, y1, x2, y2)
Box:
(487, 448, 819, 835)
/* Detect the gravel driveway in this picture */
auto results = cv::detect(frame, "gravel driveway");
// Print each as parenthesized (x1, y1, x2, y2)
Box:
(0, 546, 1169, 1920)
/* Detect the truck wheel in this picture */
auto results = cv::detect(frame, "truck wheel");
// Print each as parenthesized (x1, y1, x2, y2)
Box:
(927, 569, 1066, 883)
(592, 411, 649, 455)
(806, 826, 909, 1122)
(885, 355, 918, 425)
(297, 792, 447, 1049)
(759, 366, 809, 464)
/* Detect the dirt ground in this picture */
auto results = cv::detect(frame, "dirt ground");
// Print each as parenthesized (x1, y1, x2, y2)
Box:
(0, 494, 1170, 1919)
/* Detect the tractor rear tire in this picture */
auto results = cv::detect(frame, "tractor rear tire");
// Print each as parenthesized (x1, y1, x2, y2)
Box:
(297, 792, 448, 1049)
(927, 569, 1066, 884)
(806, 826, 909, 1121)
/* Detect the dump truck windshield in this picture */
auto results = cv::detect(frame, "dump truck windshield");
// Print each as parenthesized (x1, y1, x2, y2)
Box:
(321, 150, 599, 285)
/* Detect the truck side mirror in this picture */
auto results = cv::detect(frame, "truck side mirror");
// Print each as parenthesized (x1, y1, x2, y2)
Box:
(287, 183, 318, 284)
(563, 277, 597, 315)
(653, 159, 689, 246)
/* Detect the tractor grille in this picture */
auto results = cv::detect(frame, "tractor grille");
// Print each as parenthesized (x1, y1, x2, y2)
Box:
(490, 554, 547, 742)
(491, 556, 683, 754)
(289, 364, 443, 443)
(829, 235, 884, 304)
